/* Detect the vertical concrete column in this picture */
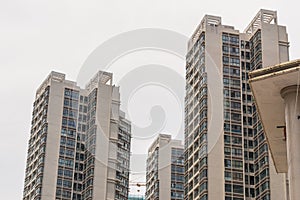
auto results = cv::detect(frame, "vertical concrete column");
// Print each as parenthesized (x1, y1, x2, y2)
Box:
(281, 85, 300, 200)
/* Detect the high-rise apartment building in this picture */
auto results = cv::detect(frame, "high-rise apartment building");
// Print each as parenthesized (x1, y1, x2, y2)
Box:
(145, 134, 184, 200)
(23, 71, 131, 200)
(184, 9, 289, 200)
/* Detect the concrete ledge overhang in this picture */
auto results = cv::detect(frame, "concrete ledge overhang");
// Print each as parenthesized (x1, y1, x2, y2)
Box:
(249, 59, 300, 173)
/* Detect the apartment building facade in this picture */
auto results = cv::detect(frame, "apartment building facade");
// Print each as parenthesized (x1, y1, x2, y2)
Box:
(23, 71, 131, 200)
(146, 134, 184, 200)
(184, 9, 289, 200)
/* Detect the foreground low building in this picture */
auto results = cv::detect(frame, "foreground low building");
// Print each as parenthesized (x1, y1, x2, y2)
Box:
(23, 71, 131, 200)
(249, 59, 300, 200)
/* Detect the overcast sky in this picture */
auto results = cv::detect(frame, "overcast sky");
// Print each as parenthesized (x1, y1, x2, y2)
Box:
(1, 0, 299, 199)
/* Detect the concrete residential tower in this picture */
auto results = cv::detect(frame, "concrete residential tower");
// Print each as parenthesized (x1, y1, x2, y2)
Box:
(145, 134, 184, 200)
(23, 71, 131, 200)
(184, 9, 289, 200)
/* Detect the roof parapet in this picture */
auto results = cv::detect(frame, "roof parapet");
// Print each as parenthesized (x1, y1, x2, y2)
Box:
(85, 71, 113, 91)
(188, 15, 222, 48)
(36, 71, 66, 97)
(244, 9, 278, 34)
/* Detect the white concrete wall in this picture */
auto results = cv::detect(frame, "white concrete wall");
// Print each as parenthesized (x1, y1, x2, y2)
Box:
(94, 83, 112, 199)
(205, 24, 225, 200)
(41, 80, 64, 199)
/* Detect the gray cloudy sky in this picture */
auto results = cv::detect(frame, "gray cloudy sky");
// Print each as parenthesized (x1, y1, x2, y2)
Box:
(1, 0, 299, 199)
